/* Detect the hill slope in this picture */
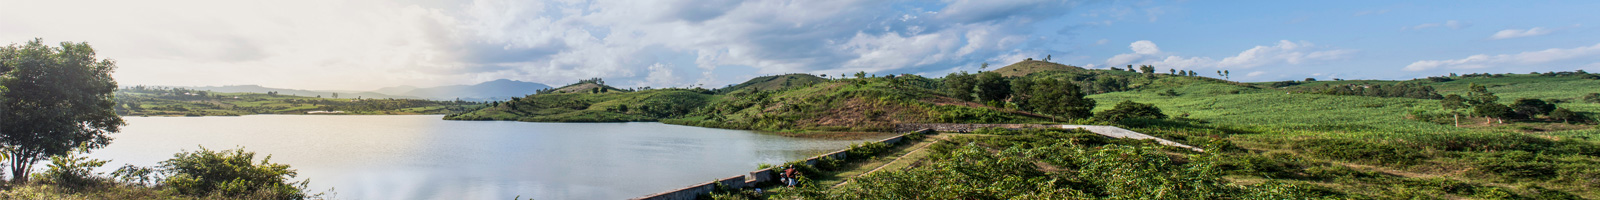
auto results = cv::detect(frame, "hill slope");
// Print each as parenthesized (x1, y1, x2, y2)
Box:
(717, 73, 828, 93)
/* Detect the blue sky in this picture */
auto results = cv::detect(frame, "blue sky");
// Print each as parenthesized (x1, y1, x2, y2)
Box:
(2, 0, 1596, 90)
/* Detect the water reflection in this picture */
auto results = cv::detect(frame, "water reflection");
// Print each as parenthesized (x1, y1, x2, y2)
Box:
(87, 115, 886, 199)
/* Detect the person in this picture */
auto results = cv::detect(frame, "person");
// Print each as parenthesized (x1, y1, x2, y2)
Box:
(783, 166, 799, 187)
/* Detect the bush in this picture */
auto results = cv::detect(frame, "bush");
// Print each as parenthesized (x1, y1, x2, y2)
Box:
(33, 153, 110, 190)
(159, 147, 307, 199)
(1093, 100, 1167, 122)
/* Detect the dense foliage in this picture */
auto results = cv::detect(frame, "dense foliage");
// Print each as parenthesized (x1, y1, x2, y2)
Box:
(2, 147, 314, 200)
(0, 39, 125, 182)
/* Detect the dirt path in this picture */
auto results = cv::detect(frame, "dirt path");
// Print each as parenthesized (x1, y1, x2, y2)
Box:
(1057, 125, 1204, 152)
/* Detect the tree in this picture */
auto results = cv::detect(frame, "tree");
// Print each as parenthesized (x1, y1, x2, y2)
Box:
(980, 62, 990, 70)
(973, 72, 1010, 104)
(1, 39, 125, 182)
(1542, 108, 1580, 123)
(1441, 94, 1469, 126)
(1466, 83, 1498, 106)
(1046, 55, 1052, 62)
(1509, 98, 1555, 119)
(1170, 69, 1176, 74)
(1094, 100, 1166, 122)
(332, 93, 339, 98)
(1473, 103, 1513, 123)
(1138, 65, 1155, 74)
(943, 71, 978, 101)
(1030, 77, 1094, 118)
(1008, 78, 1035, 109)
(1223, 70, 1231, 79)
(854, 71, 867, 79)
(1026, 78, 1095, 119)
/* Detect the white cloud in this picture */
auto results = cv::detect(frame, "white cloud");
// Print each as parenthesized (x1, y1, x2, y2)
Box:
(1130, 40, 1161, 54)
(1105, 40, 1354, 70)
(1403, 43, 1600, 71)
(1490, 27, 1552, 39)
(1095, 39, 1109, 45)
(1246, 71, 1267, 77)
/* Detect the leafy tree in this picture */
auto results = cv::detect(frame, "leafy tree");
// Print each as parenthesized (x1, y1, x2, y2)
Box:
(980, 62, 989, 70)
(1025, 78, 1094, 119)
(1304, 78, 1316, 82)
(973, 72, 1010, 103)
(1466, 83, 1498, 105)
(854, 71, 867, 79)
(942, 71, 977, 101)
(1441, 94, 1469, 126)
(1509, 98, 1555, 118)
(1223, 70, 1231, 79)
(1094, 100, 1167, 122)
(1473, 103, 1513, 123)
(1138, 65, 1155, 74)
(1547, 108, 1581, 124)
(1008, 78, 1034, 108)
(1, 39, 125, 182)
(1170, 69, 1176, 74)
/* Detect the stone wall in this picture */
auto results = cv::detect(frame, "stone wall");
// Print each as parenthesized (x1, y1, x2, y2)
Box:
(632, 175, 746, 200)
(630, 129, 931, 200)
(894, 123, 1051, 133)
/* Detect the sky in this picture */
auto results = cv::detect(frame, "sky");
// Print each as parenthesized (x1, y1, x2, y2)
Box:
(2, 0, 1596, 91)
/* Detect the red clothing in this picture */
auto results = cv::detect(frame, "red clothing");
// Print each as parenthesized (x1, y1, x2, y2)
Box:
(783, 168, 796, 178)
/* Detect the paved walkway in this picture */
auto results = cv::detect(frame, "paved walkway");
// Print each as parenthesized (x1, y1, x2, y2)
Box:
(1058, 125, 1203, 152)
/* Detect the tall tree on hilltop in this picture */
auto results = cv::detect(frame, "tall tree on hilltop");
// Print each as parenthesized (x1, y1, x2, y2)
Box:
(1, 39, 125, 182)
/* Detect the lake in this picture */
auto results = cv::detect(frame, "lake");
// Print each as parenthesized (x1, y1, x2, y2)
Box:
(85, 115, 890, 199)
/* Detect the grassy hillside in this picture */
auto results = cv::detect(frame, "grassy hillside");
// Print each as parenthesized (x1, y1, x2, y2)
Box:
(114, 86, 481, 116)
(444, 61, 1600, 198)
(989, 60, 1090, 77)
(666, 77, 1052, 133)
(444, 87, 713, 122)
(716, 73, 828, 94)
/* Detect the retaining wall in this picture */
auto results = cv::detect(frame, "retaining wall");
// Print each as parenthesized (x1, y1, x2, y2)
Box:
(630, 129, 930, 200)
(894, 123, 1051, 133)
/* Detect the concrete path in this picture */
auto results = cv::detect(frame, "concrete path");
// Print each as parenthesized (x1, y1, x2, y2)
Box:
(1058, 125, 1203, 152)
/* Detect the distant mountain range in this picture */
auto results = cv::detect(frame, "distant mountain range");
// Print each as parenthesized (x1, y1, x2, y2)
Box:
(169, 79, 551, 101)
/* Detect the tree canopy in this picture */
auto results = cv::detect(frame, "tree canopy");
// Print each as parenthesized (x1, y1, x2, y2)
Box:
(0, 39, 124, 182)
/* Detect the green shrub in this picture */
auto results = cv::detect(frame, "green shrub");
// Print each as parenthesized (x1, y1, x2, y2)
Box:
(33, 153, 110, 190)
(159, 147, 307, 199)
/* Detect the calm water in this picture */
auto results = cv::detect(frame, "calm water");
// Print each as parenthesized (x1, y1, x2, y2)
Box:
(86, 115, 887, 199)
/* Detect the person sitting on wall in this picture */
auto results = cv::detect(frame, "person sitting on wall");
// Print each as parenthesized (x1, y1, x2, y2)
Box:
(784, 166, 799, 187)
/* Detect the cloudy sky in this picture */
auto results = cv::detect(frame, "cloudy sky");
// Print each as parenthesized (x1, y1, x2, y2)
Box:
(3, 0, 1596, 90)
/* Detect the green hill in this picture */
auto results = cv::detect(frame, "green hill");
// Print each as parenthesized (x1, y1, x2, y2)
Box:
(990, 60, 1089, 77)
(717, 73, 828, 93)
(444, 64, 1600, 198)
(667, 77, 1051, 132)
